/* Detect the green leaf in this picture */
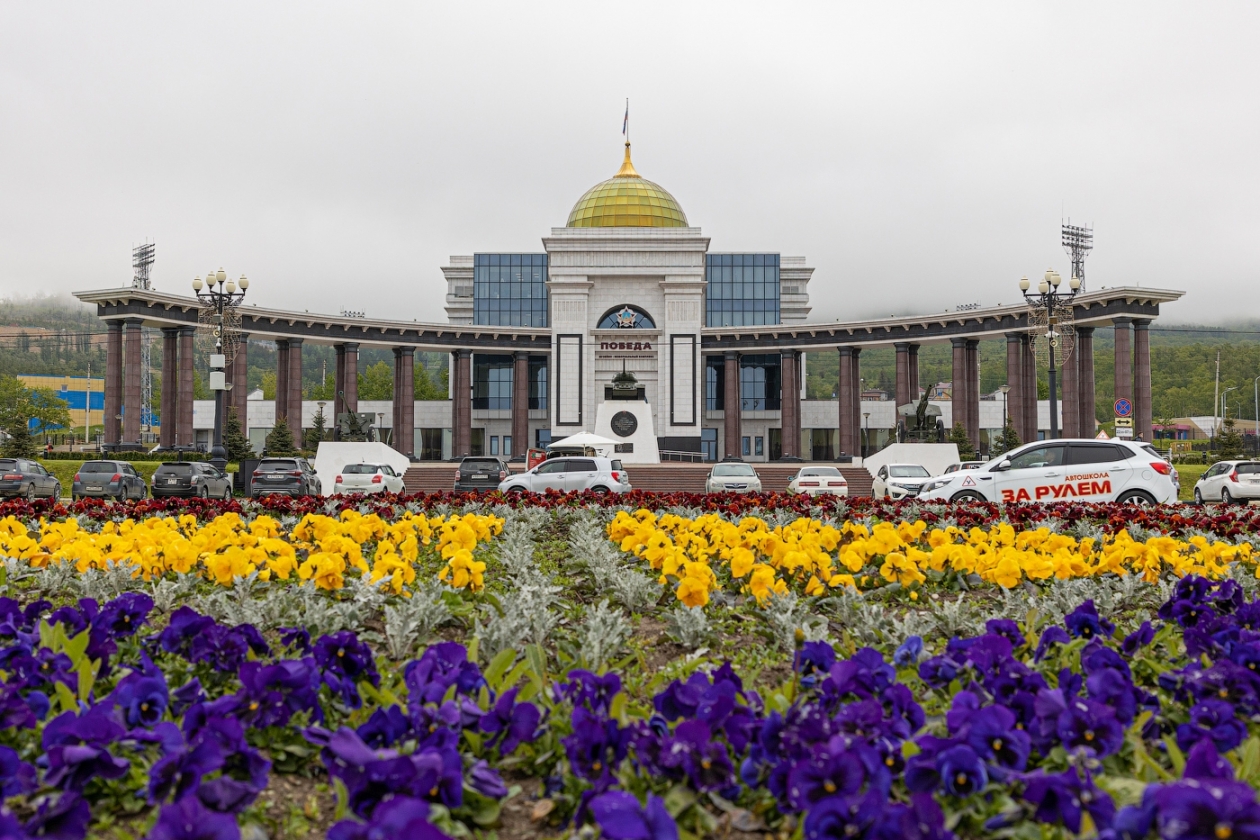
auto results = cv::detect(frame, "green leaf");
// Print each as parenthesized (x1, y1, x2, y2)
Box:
(609, 691, 628, 723)
(1164, 737, 1186, 776)
(525, 644, 548, 684)
(64, 629, 91, 667)
(76, 657, 98, 702)
(484, 648, 518, 690)
(54, 681, 77, 714)
(331, 777, 350, 822)
(501, 660, 531, 693)
(664, 783, 697, 818)
(38, 620, 53, 652)
(1241, 736, 1260, 782)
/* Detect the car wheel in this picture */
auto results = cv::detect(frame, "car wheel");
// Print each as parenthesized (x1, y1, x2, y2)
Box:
(1193, 488, 1203, 505)
(25, 484, 35, 502)
(506, 487, 525, 495)
(951, 490, 986, 503)
(51, 483, 60, 501)
(1222, 487, 1234, 505)
(590, 486, 611, 495)
(198, 485, 209, 499)
(223, 486, 233, 501)
(1117, 490, 1157, 506)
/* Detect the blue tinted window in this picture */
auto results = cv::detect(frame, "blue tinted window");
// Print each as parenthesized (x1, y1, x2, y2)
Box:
(705, 253, 779, 326)
(739, 354, 781, 411)
(473, 254, 549, 327)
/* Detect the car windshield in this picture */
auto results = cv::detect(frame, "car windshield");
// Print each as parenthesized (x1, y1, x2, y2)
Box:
(1237, 464, 1260, 475)
(81, 462, 118, 474)
(801, 467, 841, 476)
(342, 464, 380, 475)
(712, 464, 756, 477)
(259, 460, 298, 471)
(889, 465, 930, 478)
(156, 463, 194, 475)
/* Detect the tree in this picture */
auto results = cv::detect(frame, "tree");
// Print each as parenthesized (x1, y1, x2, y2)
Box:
(1218, 416, 1244, 461)
(948, 421, 976, 461)
(358, 361, 394, 400)
(415, 364, 448, 401)
(2, 420, 37, 458)
(259, 371, 277, 400)
(0, 376, 71, 441)
(992, 420, 1021, 458)
(264, 416, 299, 457)
(223, 407, 255, 462)
(304, 405, 328, 451)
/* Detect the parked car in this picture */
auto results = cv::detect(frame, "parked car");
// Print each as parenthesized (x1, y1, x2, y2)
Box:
(705, 462, 762, 494)
(872, 464, 932, 499)
(72, 460, 146, 501)
(918, 439, 1177, 505)
(150, 461, 233, 500)
(249, 457, 322, 497)
(942, 461, 985, 475)
(787, 466, 849, 497)
(1193, 460, 1260, 505)
(453, 457, 508, 493)
(0, 458, 61, 500)
(334, 463, 406, 495)
(497, 456, 629, 494)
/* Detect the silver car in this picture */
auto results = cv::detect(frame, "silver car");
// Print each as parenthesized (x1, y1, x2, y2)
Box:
(705, 462, 762, 493)
(1194, 460, 1260, 505)
(498, 456, 630, 495)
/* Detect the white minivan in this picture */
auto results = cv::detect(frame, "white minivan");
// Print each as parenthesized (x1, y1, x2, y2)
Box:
(918, 439, 1177, 505)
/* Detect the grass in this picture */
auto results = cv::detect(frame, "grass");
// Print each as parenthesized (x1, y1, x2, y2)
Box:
(1176, 463, 1209, 501)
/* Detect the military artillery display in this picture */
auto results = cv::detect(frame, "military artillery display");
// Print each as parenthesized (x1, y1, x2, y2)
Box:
(896, 391, 945, 443)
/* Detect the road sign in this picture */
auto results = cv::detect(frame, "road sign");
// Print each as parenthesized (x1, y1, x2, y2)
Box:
(1116, 426, 1134, 439)
(1114, 398, 1133, 418)
(1114, 417, 1134, 428)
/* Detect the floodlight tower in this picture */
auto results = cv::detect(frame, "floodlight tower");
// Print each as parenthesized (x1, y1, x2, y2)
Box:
(132, 243, 158, 441)
(1061, 221, 1093, 292)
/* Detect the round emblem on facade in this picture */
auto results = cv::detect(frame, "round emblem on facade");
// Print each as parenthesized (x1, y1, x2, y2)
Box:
(611, 411, 638, 438)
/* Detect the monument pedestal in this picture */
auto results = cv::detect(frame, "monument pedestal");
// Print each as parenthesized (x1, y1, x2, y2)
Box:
(594, 400, 659, 464)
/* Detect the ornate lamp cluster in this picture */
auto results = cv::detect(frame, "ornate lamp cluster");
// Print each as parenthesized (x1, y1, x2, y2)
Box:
(1020, 269, 1080, 440)
(192, 269, 250, 470)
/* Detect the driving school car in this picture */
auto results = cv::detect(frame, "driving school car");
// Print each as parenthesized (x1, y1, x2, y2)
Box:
(917, 439, 1177, 505)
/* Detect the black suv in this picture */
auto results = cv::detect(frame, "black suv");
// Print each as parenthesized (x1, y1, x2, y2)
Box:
(250, 458, 322, 497)
(71, 460, 145, 501)
(0, 458, 61, 500)
(152, 461, 234, 499)
(454, 457, 509, 492)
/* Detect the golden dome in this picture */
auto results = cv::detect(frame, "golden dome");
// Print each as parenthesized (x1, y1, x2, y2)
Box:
(566, 143, 688, 228)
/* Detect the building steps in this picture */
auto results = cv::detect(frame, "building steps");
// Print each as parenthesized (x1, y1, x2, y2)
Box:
(403, 462, 874, 497)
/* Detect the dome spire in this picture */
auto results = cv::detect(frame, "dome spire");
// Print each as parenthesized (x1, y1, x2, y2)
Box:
(615, 141, 640, 178)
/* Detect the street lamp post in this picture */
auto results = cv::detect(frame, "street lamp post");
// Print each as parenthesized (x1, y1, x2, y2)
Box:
(1223, 386, 1238, 433)
(1020, 269, 1080, 440)
(862, 411, 870, 459)
(191, 268, 249, 472)
(1253, 375, 1260, 446)
(999, 383, 1011, 431)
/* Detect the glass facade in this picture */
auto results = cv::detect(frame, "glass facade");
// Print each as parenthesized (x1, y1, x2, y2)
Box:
(705, 357, 725, 412)
(739, 355, 781, 411)
(705, 253, 780, 327)
(473, 254, 549, 327)
(472, 354, 548, 411)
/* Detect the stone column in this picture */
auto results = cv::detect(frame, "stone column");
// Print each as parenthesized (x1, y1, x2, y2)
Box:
(1022, 334, 1037, 442)
(1061, 337, 1080, 439)
(451, 349, 472, 458)
(1133, 319, 1153, 442)
(965, 339, 980, 449)
(275, 340, 290, 429)
(951, 338, 967, 440)
(159, 328, 179, 448)
(908, 344, 920, 403)
(123, 319, 143, 445)
(512, 351, 530, 458)
(178, 328, 195, 447)
(779, 349, 798, 458)
(343, 343, 359, 414)
(1076, 327, 1096, 437)
(1113, 318, 1133, 414)
(286, 339, 304, 437)
(391, 348, 402, 440)
(232, 334, 249, 433)
(394, 347, 415, 458)
(894, 342, 911, 408)
(838, 348, 854, 457)
(850, 348, 862, 457)
(723, 352, 741, 459)
(1005, 333, 1024, 442)
(104, 320, 124, 446)
(334, 345, 347, 420)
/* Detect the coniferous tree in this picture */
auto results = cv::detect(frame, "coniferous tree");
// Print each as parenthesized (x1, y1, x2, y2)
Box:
(264, 416, 299, 457)
(992, 420, 1021, 458)
(223, 407, 255, 462)
(948, 422, 976, 461)
(304, 406, 328, 451)
(1218, 416, 1244, 461)
(2, 421, 37, 459)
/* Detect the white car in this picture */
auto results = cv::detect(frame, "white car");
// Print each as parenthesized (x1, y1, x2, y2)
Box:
(787, 466, 849, 497)
(705, 462, 762, 493)
(942, 461, 985, 474)
(1194, 460, 1260, 505)
(917, 439, 1177, 505)
(498, 456, 630, 494)
(872, 464, 932, 499)
(333, 463, 406, 495)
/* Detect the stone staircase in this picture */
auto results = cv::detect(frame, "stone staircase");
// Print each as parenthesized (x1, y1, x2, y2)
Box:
(403, 462, 874, 497)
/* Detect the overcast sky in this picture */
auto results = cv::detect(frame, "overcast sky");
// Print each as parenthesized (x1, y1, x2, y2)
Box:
(1, 2, 1257, 324)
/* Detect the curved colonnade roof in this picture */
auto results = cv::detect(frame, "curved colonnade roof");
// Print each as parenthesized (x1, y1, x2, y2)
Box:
(74, 286, 1182, 353)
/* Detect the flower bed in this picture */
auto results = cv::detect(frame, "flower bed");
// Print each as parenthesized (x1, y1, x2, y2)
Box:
(0, 499, 1257, 838)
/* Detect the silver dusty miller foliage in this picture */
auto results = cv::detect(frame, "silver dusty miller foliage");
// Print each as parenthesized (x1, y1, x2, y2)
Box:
(578, 599, 632, 670)
(567, 517, 662, 612)
(763, 592, 829, 651)
(666, 604, 710, 650)
(384, 580, 454, 661)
